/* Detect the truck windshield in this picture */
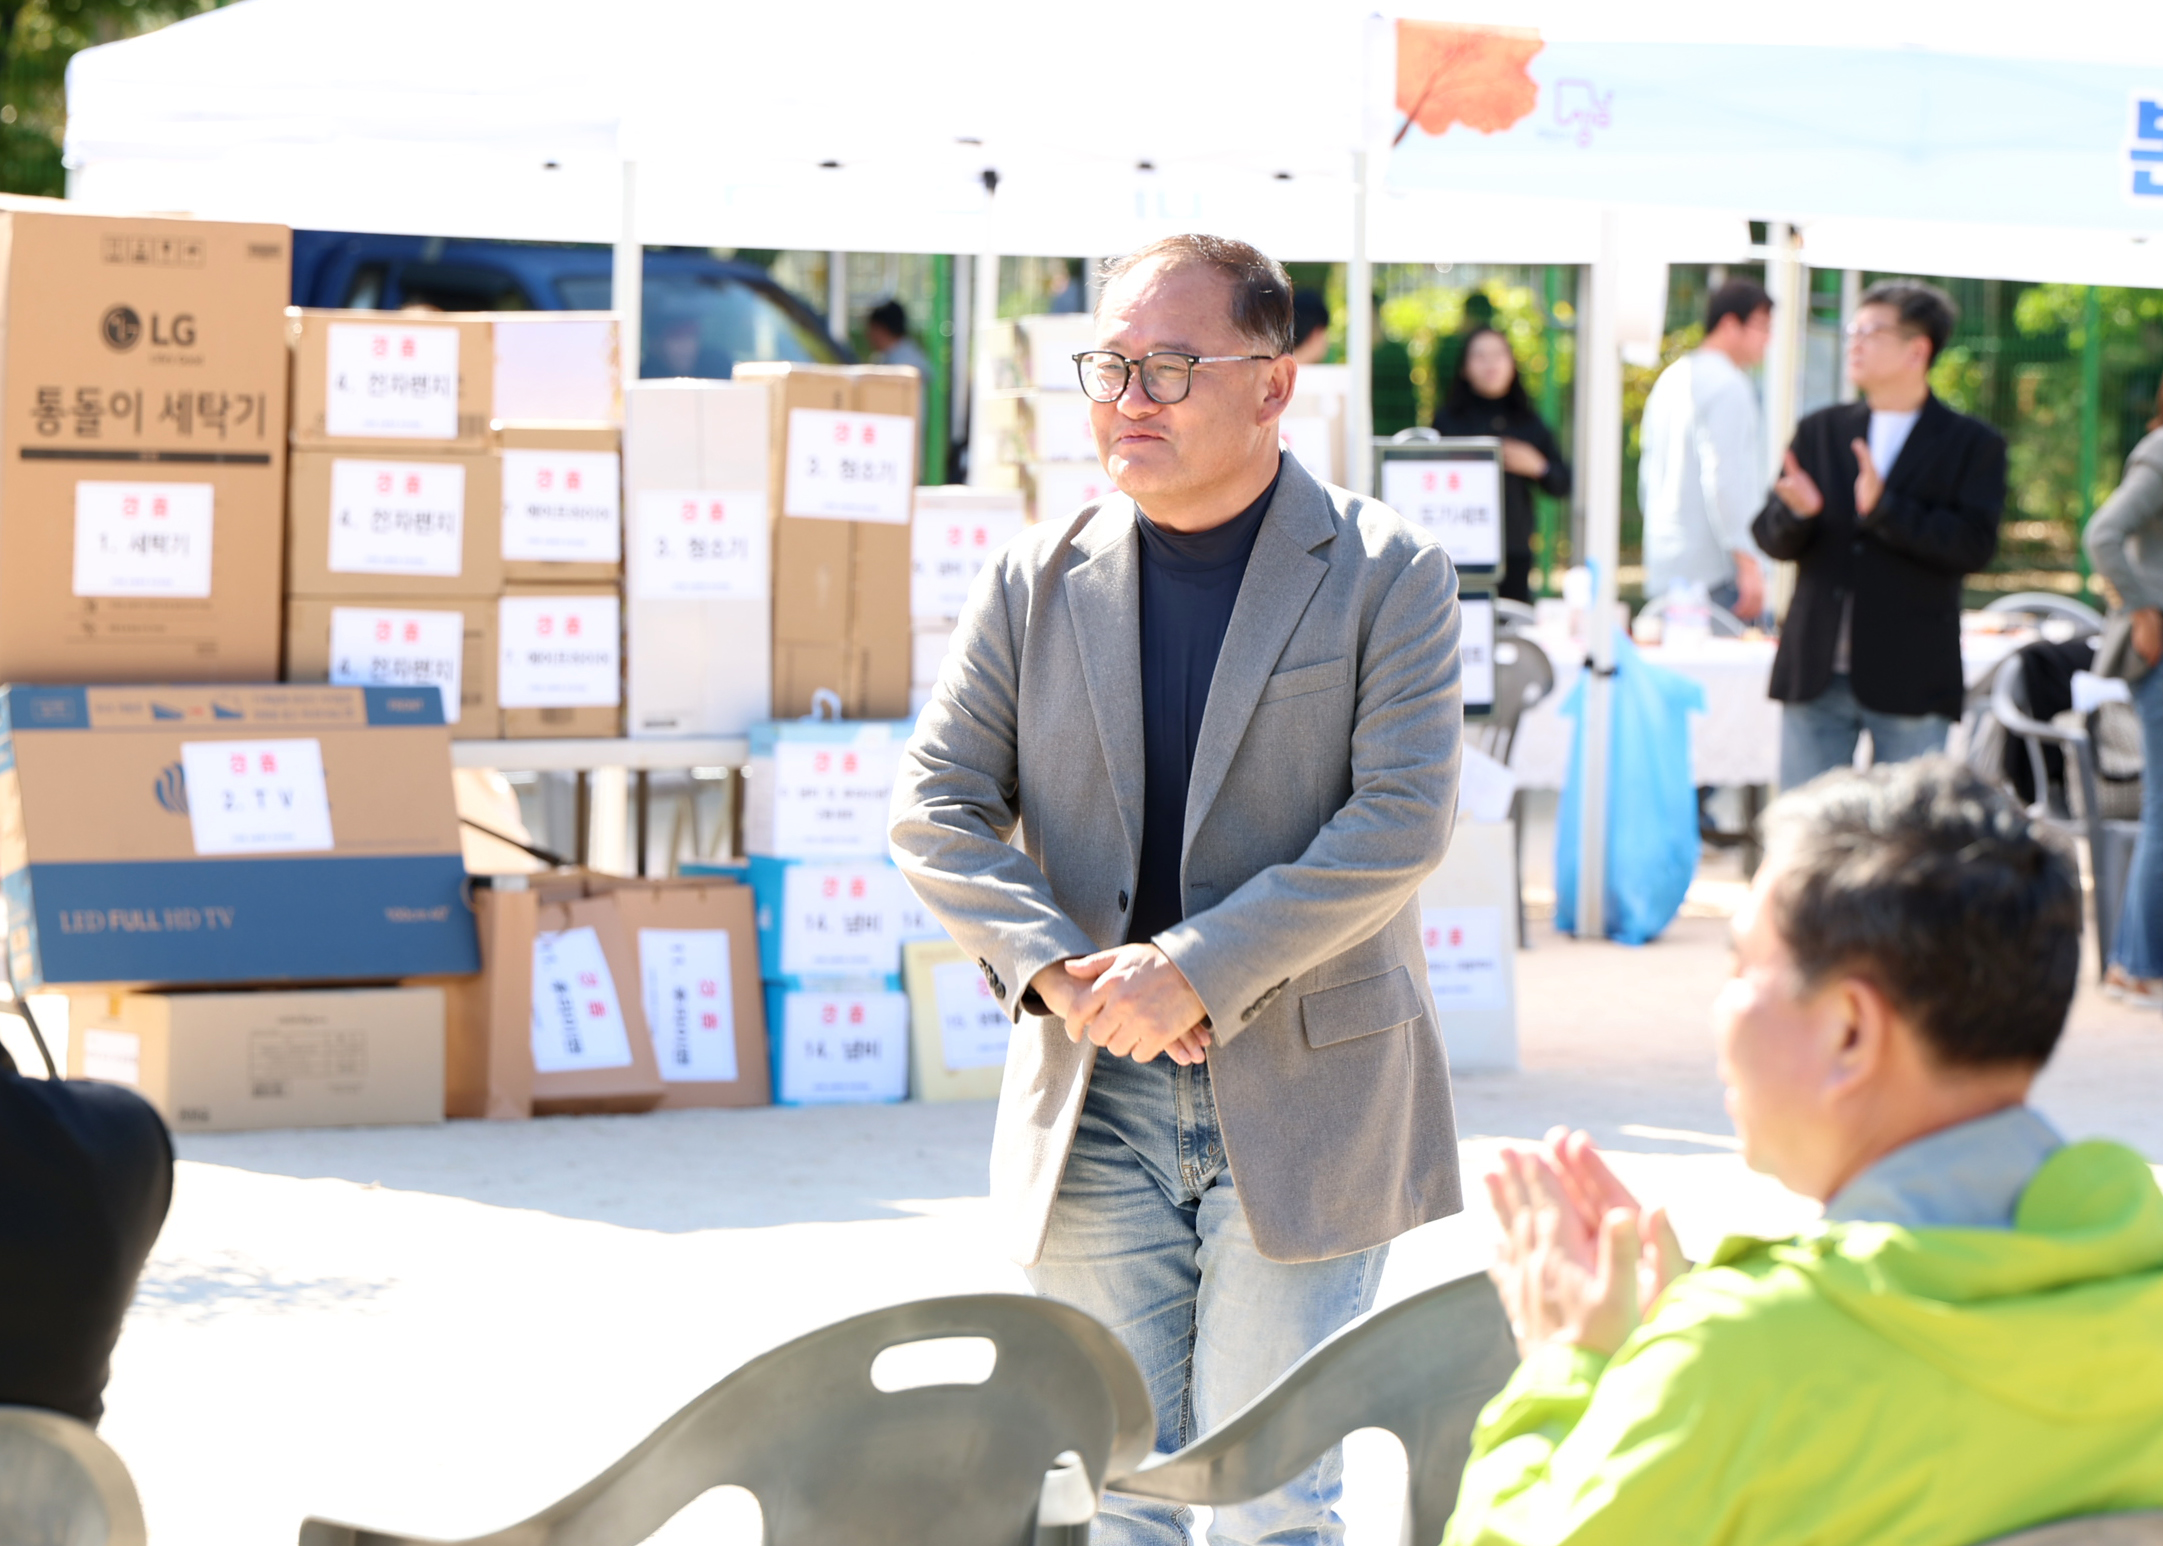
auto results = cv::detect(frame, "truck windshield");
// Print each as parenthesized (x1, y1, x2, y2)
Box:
(558, 272, 839, 379)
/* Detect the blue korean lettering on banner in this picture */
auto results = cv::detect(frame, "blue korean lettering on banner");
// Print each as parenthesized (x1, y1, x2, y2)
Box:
(2135, 96, 2163, 201)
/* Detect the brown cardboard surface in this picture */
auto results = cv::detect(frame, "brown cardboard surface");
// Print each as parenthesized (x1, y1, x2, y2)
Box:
(902, 938, 1007, 1103)
(439, 884, 534, 1119)
(286, 449, 503, 598)
(0, 208, 291, 684)
(287, 309, 492, 451)
(283, 595, 498, 738)
(67, 984, 445, 1132)
(773, 641, 853, 721)
(529, 890, 664, 1114)
(495, 421, 622, 583)
(498, 581, 621, 739)
(601, 880, 769, 1108)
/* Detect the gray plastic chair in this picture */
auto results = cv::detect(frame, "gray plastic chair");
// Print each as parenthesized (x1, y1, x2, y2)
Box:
(1106, 1270, 1517, 1546)
(1984, 592, 2105, 636)
(300, 1294, 1154, 1546)
(1980, 1516, 2163, 1544)
(0, 1404, 148, 1546)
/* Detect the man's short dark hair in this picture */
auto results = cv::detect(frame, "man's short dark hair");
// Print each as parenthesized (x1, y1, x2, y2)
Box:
(1291, 288, 1329, 351)
(1096, 235, 1294, 356)
(1858, 279, 1958, 364)
(868, 299, 908, 339)
(1761, 759, 2080, 1070)
(1706, 279, 1771, 334)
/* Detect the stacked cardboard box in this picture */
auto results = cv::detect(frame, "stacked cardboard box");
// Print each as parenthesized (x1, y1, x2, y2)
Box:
(0, 201, 291, 683)
(908, 487, 1028, 712)
(732, 363, 918, 721)
(283, 311, 627, 738)
(744, 718, 931, 1104)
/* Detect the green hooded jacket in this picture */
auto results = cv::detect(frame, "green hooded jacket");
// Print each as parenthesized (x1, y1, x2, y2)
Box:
(1443, 1141, 2163, 1545)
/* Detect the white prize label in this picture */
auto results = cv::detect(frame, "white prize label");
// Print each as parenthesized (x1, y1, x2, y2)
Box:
(530, 926, 635, 1073)
(1422, 906, 1507, 1011)
(1031, 462, 1117, 520)
(325, 322, 460, 440)
(82, 1029, 142, 1087)
(1461, 597, 1496, 712)
(72, 482, 213, 598)
(498, 593, 621, 707)
(769, 732, 902, 857)
(1278, 418, 1336, 483)
(633, 489, 769, 600)
(327, 607, 466, 724)
(779, 989, 909, 1103)
(779, 863, 900, 977)
(931, 958, 1010, 1072)
(638, 927, 737, 1083)
(327, 459, 466, 577)
(783, 409, 913, 523)
(501, 449, 622, 562)
(1381, 458, 1502, 569)
(911, 505, 1026, 618)
(179, 738, 335, 856)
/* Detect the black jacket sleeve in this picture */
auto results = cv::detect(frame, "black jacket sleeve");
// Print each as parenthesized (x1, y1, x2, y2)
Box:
(1520, 412, 1572, 500)
(1864, 427, 2006, 576)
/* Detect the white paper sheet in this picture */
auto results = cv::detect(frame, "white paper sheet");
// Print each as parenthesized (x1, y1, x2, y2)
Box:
(1381, 458, 1502, 570)
(910, 502, 1026, 619)
(530, 926, 635, 1074)
(931, 958, 1010, 1071)
(1422, 906, 1507, 1012)
(498, 593, 621, 707)
(325, 322, 460, 440)
(72, 481, 214, 597)
(179, 738, 335, 856)
(768, 727, 902, 858)
(500, 448, 623, 562)
(782, 408, 913, 523)
(327, 607, 466, 724)
(1461, 596, 1496, 713)
(327, 459, 466, 577)
(638, 927, 737, 1083)
(632, 489, 769, 599)
(778, 862, 904, 977)
(777, 988, 909, 1103)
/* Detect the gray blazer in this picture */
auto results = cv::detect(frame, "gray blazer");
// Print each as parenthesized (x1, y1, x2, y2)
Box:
(889, 454, 1465, 1266)
(2085, 428, 2163, 611)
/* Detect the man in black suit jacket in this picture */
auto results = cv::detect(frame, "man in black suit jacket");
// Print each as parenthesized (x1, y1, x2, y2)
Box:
(1753, 280, 2005, 789)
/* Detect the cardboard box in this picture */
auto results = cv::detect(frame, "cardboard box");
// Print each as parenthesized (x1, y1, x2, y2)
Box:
(497, 422, 623, 582)
(598, 878, 770, 1108)
(733, 363, 917, 719)
(286, 449, 503, 599)
(911, 486, 1027, 625)
(1015, 315, 1098, 392)
(765, 975, 909, 1106)
(749, 854, 941, 980)
(911, 625, 953, 692)
(0, 683, 477, 987)
(441, 875, 666, 1118)
(498, 583, 621, 739)
(742, 718, 911, 860)
(1027, 459, 1118, 526)
(67, 984, 445, 1132)
(1024, 391, 1095, 462)
(283, 596, 497, 737)
(491, 314, 621, 424)
(903, 938, 1008, 1102)
(622, 380, 772, 737)
(0, 205, 291, 683)
(1417, 817, 1519, 1072)
(287, 309, 492, 451)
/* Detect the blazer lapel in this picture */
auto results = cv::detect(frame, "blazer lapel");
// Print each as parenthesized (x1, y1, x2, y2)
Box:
(1060, 498, 1146, 869)
(1180, 461, 1336, 852)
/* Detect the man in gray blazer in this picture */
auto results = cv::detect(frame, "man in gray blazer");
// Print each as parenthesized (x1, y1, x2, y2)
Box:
(890, 234, 1464, 1544)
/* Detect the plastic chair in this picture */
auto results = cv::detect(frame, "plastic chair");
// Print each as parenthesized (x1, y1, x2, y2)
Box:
(1471, 631, 1553, 947)
(1984, 592, 2105, 637)
(300, 1294, 1155, 1546)
(1637, 588, 1749, 638)
(1977, 1515, 2163, 1543)
(1991, 663, 2141, 980)
(1105, 1270, 1517, 1546)
(1492, 597, 1540, 631)
(0, 1405, 148, 1546)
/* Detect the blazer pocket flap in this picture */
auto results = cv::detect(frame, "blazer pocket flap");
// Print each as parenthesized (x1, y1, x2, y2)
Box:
(1258, 656, 1350, 705)
(1301, 965, 1423, 1049)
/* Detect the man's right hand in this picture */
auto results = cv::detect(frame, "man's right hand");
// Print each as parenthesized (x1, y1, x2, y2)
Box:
(2135, 608, 2163, 668)
(1539, 1126, 1690, 1313)
(1731, 551, 1765, 621)
(1772, 450, 1823, 518)
(1030, 958, 1210, 1065)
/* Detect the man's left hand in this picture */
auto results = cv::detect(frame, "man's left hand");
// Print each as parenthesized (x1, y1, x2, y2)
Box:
(1485, 1143, 1643, 1359)
(1851, 438, 1885, 517)
(1062, 943, 1211, 1064)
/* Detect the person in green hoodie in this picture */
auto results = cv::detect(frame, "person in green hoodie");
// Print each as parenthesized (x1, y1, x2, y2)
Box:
(1447, 758, 2163, 1546)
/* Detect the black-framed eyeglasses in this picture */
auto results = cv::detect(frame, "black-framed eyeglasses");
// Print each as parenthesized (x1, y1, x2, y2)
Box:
(1072, 349, 1277, 405)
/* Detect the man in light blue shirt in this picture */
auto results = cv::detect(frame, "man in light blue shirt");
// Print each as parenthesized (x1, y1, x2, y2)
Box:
(1639, 281, 1773, 619)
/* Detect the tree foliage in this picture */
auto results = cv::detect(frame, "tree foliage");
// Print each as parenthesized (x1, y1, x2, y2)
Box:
(1, 0, 229, 197)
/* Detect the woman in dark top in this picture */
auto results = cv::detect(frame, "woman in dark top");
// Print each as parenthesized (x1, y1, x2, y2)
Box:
(1431, 325, 1572, 601)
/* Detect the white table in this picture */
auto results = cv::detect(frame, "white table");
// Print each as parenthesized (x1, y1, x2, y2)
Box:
(450, 737, 754, 874)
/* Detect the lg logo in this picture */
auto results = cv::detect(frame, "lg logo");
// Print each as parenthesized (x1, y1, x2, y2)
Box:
(101, 306, 197, 352)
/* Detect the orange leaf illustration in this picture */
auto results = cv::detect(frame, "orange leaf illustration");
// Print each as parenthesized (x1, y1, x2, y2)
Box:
(1394, 20, 1543, 143)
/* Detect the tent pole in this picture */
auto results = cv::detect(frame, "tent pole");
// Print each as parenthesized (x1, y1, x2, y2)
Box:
(1347, 149, 1374, 497)
(613, 160, 641, 381)
(828, 252, 849, 344)
(1762, 224, 1807, 625)
(966, 249, 1000, 487)
(1575, 210, 1626, 941)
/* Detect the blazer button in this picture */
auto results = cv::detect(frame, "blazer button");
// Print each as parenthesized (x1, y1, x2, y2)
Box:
(1118, 890, 1129, 911)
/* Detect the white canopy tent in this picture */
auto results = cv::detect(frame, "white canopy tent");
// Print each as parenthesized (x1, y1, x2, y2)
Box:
(66, 0, 2163, 936)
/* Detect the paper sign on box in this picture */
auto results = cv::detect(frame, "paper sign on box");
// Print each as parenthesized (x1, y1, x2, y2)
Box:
(638, 927, 737, 1083)
(530, 925, 635, 1074)
(1381, 458, 1502, 570)
(501, 448, 623, 563)
(768, 729, 903, 858)
(327, 459, 467, 577)
(911, 504, 1027, 619)
(180, 738, 335, 856)
(1422, 905, 1507, 1011)
(1461, 596, 1496, 714)
(776, 862, 905, 977)
(930, 957, 1009, 1071)
(73, 481, 214, 598)
(327, 607, 467, 724)
(776, 987, 909, 1104)
(632, 489, 768, 600)
(325, 322, 460, 440)
(498, 593, 621, 708)
(782, 408, 913, 524)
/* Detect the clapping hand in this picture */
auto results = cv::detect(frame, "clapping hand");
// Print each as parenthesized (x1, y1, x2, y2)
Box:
(1849, 439, 1884, 517)
(1773, 450, 1823, 518)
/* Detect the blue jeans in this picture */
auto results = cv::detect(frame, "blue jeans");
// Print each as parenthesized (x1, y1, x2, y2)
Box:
(2111, 665, 2163, 978)
(1779, 673, 1951, 791)
(1027, 1050, 1386, 1546)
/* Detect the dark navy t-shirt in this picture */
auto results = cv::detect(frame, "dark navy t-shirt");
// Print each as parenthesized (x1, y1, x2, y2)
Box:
(1127, 465, 1280, 944)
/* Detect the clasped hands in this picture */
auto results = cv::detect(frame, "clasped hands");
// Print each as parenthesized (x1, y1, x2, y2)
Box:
(1774, 440, 1885, 521)
(1485, 1127, 1689, 1360)
(1032, 944, 1213, 1066)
